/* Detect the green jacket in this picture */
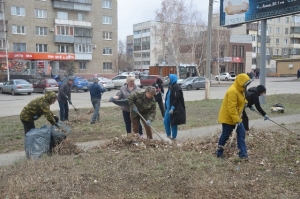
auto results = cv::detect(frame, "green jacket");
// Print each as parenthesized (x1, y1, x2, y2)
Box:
(20, 91, 57, 125)
(128, 91, 156, 121)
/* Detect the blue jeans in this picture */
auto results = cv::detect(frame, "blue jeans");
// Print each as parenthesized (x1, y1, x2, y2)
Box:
(122, 111, 143, 135)
(91, 98, 100, 123)
(216, 123, 248, 158)
(163, 109, 178, 138)
(58, 101, 69, 121)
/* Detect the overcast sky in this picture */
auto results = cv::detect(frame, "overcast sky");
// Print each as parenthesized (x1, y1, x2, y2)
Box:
(117, 0, 221, 41)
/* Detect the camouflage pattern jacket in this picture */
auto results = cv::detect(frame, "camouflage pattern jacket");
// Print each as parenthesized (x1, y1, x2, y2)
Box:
(20, 91, 56, 125)
(128, 91, 156, 121)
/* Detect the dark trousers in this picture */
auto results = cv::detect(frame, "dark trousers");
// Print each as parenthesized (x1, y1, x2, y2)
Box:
(122, 111, 142, 135)
(21, 120, 35, 134)
(131, 115, 152, 139)
(242, 110, 249, 131)
(58, 101, 69, 121)
(157, 101, 165, 118)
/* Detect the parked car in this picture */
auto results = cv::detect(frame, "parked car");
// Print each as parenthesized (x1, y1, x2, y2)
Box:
(88, 77, 114, 91)
(58, 76, 89, 92)
(181, 77, 209, 90)
(111, 75, 141, 89)
(0, 79, 33, 95)
(33, 78, 58, 93)
(177, 78, 185, 86)
(215, 72, 236, 81)
(139, 75, 163, 88)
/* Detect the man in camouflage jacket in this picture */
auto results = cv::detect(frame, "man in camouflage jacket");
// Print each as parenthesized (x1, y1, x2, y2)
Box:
(20, 91, 58, 134)
(128, 86, 156, 139)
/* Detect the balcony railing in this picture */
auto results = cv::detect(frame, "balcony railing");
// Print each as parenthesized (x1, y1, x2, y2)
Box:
(55, 19, 91, 27)
(54, 35, 74, 43)
(52, 0, 92, 11)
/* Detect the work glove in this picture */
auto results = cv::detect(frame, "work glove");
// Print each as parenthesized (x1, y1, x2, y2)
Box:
(264, 115, 270, 120)
(109, 96, 116, 102)
(132, 105, 139, 113)
(54, 115, 59, 123)
(68, 100, 72, 105)
(249, 106, 256, 111)
(169, 109, 174, 115)
(146, 120, 151, 126)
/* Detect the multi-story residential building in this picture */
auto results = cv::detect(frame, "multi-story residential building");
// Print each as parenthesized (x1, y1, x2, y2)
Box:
(0, 0, 117, 78)
(126, 35, 133, 68)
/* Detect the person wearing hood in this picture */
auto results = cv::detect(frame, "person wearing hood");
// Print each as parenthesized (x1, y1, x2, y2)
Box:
(242, 85, 269, 133)
(151, 78, 165, 118)
(20, 91, 59, 134)
(163, 74, 186, 140)
(216, 73, 252, 159)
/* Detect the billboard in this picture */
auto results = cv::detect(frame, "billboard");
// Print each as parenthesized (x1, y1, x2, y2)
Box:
(220, 0, 300, 26)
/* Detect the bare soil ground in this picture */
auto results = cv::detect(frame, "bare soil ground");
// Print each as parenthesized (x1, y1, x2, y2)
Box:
(0, 123, 299, 198)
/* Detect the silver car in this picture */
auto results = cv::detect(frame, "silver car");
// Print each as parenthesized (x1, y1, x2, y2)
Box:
(180, 77, 208, 90)
(0, 79, 33, 95)
(215, 72, 236, 81)
(111, 75, 141, 89)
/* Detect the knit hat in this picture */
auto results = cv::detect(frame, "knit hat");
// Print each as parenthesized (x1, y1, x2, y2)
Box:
(257, 85, 266, 94)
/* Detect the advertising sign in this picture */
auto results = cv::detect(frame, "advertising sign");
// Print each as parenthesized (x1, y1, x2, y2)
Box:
(220, 0, 300, 26)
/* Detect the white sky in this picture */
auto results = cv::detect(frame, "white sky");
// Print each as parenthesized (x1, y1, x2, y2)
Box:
(117, 0, 221, 41)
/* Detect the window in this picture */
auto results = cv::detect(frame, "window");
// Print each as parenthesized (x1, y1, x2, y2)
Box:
(252, 58, 256, 65)
(284, 39, 288, 45)
(56, 25, 74, 35)
(78, 13, 85, 21)
(134, 30, 141, 35)
(283, 48, 288, 55)
(285, 28, 288, 35)
(36, 26, 47, 35)
(266, 48, 270, 55)
(276, 27, 280, 34)
(142, 28, 150, 33)
(239, 46, 244, 57)
(35, 9, 47, 18)
(268, 26, 272, 33)
(102, 16, 112, 24)
(102, 0, 112, 9)
(36, 44, 47, 52)
(103, 31, 112, 40)
(134, 61, 141, 66)
(275, 49, 279, 55)
(285, 17, 289, 23)
(142, 61, 150, 65)
(57, 12, 68, 20)
(276, 38, 280, 44)
(58, 45, 69, 53)
(103, 62, 112, 70)
(75, 28, 92, 37)
(13, 43, 26, 52)
(252, 47, 256, 53)
(103, 47, 112, 55)
(142, 52, 150, 58)
(252, 35, 256, 41)
(79, 62, 86, 70)
(258, 47, 260, 53)
(0, 39, 5, 49)
(74, 44, 92, 53)
(12, 25, 26, 34)
(232, 45, 237, 56)
(11, 6, 25, 16)
(134, 53, 141, 57)
(277, 18, 280, 22)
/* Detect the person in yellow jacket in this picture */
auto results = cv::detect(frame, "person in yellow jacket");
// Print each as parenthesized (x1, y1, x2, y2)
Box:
(216, 73, 252, 159)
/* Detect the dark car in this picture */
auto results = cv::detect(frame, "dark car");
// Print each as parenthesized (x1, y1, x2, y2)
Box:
(33, 78, 58, 93)
(139, 75, 163, 88)
(58, 76, 89, 92)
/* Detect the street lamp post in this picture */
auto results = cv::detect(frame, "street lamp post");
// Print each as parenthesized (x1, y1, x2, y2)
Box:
(205, 0, 213, 99)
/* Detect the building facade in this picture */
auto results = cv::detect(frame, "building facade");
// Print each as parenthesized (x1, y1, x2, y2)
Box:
(0, 0, 117, 78)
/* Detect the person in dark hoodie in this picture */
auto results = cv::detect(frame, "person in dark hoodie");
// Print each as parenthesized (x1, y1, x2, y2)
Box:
(58, 77, 73, 121)
(163, 74, 186, 140)
(242, 85, 269, 133)
(151, 78, 165, 118)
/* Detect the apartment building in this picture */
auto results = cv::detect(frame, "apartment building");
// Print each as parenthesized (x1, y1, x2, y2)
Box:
(0, 0, 117, 77)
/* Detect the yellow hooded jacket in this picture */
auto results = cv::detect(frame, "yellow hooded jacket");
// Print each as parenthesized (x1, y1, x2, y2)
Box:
(218, 73, 251, 125)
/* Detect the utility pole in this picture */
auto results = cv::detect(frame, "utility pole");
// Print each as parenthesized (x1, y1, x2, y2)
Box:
(1, 0, 9, 80)
(205, 0, 213, 99)
(259, 19, 267, 104)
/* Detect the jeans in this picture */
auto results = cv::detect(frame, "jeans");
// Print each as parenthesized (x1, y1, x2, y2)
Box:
(163, 109, 178, 139)
(58, 101, 69, 121)
(216, 123, 248, 158)
(21, 120, 35, 134)
(91, 98, 100, 123)
(131, 115, 152, 139)
(122, 111, 143, 135)
(157, 101, 165, 118)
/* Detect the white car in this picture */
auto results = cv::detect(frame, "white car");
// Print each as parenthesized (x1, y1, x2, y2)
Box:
(215, 72, 236, 81)
(177, 78, 185, 85)
(111, 75, 141, 89)
(88, 77, 114, 91)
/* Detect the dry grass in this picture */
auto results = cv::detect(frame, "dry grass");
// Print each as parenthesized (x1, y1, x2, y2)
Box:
(0, 124, 299, 198)
(0, 94, 300, 153)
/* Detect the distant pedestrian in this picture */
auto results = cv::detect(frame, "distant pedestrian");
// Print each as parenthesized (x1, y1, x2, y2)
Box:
(297, 68, 300, 79)
(128, 86, 156, 139)
(256, 70, 260, 79)
(57, 77, 73, 121)
(249, 70, 255, 81)
(89, 78, 106, 124)
(216, 73, 252, 159)
(152, 78, 165, 118)
(110, 76, 144, 137)
(164, 74, 186, 140)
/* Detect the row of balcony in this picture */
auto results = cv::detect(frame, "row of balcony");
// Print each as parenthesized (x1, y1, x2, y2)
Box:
(52, 0, 92, 12)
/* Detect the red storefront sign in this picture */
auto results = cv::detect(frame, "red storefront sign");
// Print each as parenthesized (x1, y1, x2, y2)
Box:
(232, 57, 241, 63)
(0, 52, 75, 60)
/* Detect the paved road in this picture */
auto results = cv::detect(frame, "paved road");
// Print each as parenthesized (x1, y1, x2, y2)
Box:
(0, 77, 299, 117)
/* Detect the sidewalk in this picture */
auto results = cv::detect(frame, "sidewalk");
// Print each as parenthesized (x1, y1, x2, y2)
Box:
(1, 114, 299, 167)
